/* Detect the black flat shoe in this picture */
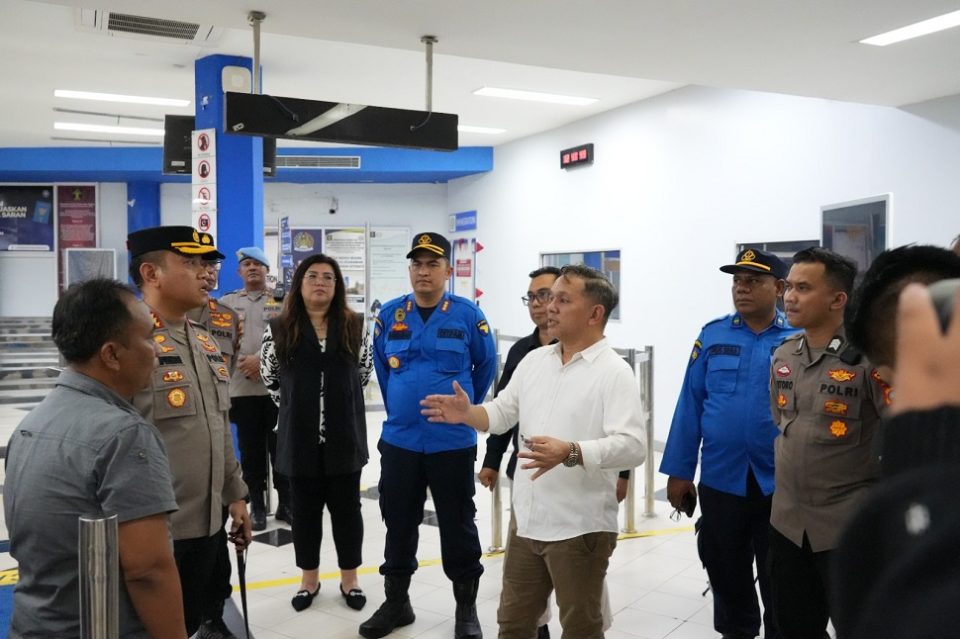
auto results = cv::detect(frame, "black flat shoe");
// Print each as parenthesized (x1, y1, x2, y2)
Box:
(340, 585, 367, 611)
(291, 585, 320, 612)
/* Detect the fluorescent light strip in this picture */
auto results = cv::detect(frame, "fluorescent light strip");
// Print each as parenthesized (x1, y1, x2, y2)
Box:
(54, 122, 165, 137)
(473, 86, 597, 106)
(54, 89, 190, 107)
(53, 107, 165, 122)
(860, 9, 960, 46)
(51, 136, 162, 146)
(458, 125, 506, 135)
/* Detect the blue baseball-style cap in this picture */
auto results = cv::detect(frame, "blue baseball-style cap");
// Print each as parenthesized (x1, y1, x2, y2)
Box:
(236, 246, 270, 268)
(719, 248, 788, 280)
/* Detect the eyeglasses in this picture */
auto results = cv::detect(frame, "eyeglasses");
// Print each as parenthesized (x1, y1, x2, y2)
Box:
(202, 260, 222, 272)
(305, 272, 337, 286)
(521, 290, 553, 306)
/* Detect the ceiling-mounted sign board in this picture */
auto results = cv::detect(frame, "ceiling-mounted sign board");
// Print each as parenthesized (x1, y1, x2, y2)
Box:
(223, 92, 459, 151)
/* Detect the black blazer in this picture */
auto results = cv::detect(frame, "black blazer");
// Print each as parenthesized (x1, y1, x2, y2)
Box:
(272, 316, 368, 477)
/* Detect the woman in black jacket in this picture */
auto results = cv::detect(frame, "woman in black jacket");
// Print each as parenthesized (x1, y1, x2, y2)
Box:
(261, 253, 372, 612)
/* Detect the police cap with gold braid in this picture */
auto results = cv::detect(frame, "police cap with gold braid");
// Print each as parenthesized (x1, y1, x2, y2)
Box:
(719, 247, 788, 280)
(406, 231, 451, 260)
(127, 225, 225, 260)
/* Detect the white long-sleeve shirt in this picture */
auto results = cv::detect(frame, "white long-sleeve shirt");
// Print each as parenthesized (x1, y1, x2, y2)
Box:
(484, 337, 646, 541)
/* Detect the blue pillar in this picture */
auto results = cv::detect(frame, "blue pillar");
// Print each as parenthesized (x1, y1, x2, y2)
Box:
(195, 54, 264, 294)
(126, 182, 160, 232)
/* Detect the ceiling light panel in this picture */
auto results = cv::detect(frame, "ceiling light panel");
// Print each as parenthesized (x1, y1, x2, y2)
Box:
(54, 122, 165, 136)
(54, 89, 190, 107)
(860, 9, 960, 46)
(458, 125, 506, 134)
(473, 87, 598, 106)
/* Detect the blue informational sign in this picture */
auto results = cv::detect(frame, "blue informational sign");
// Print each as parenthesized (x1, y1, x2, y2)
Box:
(0, 185, 54, 250)
(452, 210, 478, 232)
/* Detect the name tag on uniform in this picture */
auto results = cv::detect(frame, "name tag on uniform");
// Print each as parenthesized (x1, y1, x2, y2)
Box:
(708, 344, 741, 356)
(437, 328, 465, 340)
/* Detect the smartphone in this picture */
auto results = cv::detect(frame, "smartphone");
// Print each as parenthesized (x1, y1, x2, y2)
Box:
(929, 278, 960, 332)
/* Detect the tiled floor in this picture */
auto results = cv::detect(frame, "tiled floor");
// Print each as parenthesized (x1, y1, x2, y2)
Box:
(0, 405, 736, 639)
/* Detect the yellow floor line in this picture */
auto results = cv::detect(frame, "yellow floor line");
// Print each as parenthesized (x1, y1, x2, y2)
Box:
(0, 525, 694, 590)
(238, 524, 694, 592)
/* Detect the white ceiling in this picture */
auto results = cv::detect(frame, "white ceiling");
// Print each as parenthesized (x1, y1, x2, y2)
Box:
(3, 0, 960, 149)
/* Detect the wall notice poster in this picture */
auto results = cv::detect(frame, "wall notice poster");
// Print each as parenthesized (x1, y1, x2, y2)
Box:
(0, 185, 54, 250)
(325, 227, 366, 313)
(452, 237, 475, 302)
(368, 227, 410, 318)
(57, 185, 98, 290)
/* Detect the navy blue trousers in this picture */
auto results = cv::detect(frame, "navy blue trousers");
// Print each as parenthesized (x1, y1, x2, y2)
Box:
(377, 440, 483, 583)
(698, 470, 779, 639)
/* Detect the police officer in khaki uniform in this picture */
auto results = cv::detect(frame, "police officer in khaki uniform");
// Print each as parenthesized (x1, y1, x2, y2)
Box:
(768, 247, 886, 639)
(128, 226, 251, 639)
(220, 246, 289, 530)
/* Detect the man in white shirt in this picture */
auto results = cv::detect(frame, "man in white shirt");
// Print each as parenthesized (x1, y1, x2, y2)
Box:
(421, 264, 646, 638)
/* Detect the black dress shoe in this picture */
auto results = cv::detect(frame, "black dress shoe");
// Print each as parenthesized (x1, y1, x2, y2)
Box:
(251, 507, 267, 532)
(274, 503, 293, 524)
(341, 585, 367, 610)
(291, 585, 320, 612)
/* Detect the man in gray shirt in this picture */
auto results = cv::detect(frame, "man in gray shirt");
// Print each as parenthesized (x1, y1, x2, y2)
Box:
(4, 278, 184, 638)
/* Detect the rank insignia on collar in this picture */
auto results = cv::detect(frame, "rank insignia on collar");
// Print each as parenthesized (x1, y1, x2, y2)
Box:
(441, 300, 450, 313)
(828, 369, 856, 383)
(388, 356, 401, 369)
(829, 420, 848, 438)
(776, 316, 785, 327)
(395, 308, 406, 322)
(196, 334, 209, 342)
(405, 300, 413, 312)
(166, 388, 187, 408)
(776, 364, 792, 377)
(162, 370, 184, 383)
(827, 337, 843, 353)
(151, 313, 163, 329)
(208, 300, 217, 310)
(733, 317, 741, 326)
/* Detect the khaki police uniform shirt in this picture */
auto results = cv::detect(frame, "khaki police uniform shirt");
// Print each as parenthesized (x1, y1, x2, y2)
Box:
(769, 329, 891, 552)
(186, 298, 239, 371)
(219, 288, 282, 397)
(133, 312, 248, 540)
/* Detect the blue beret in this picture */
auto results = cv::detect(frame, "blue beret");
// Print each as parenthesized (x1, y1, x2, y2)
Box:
(236, 246, 269, 267)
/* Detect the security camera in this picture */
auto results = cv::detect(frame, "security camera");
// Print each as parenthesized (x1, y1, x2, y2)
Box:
(329, 197, 339, 215)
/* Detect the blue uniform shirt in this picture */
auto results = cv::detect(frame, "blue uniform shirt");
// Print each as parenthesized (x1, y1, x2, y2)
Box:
(373, 292, 497, 453)
(659, 310, 799, 496)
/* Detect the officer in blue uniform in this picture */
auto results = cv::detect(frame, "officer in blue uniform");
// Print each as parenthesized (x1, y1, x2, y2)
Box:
(660, 248, 798, 639)
(360, 232, 496, 639)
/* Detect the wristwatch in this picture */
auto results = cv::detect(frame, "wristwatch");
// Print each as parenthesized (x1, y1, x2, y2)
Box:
(563, 442, 580, 467)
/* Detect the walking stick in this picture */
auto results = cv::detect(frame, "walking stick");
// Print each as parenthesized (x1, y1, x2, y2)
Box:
(229, 530, 252, 639)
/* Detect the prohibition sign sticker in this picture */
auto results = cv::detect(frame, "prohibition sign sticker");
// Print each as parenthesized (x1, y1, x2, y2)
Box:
(198, 213, 211, 232)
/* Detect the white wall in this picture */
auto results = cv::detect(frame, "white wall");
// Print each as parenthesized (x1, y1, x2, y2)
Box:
(99, 183, 128, 282)
(161, 182, 449, 232)
(447, 85, 960, 442)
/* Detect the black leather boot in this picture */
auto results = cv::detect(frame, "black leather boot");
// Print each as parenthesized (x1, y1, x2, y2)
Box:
(250, 490, 267, 531)
(453, 578, 482, 639)
(358, 575, 416, 638)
